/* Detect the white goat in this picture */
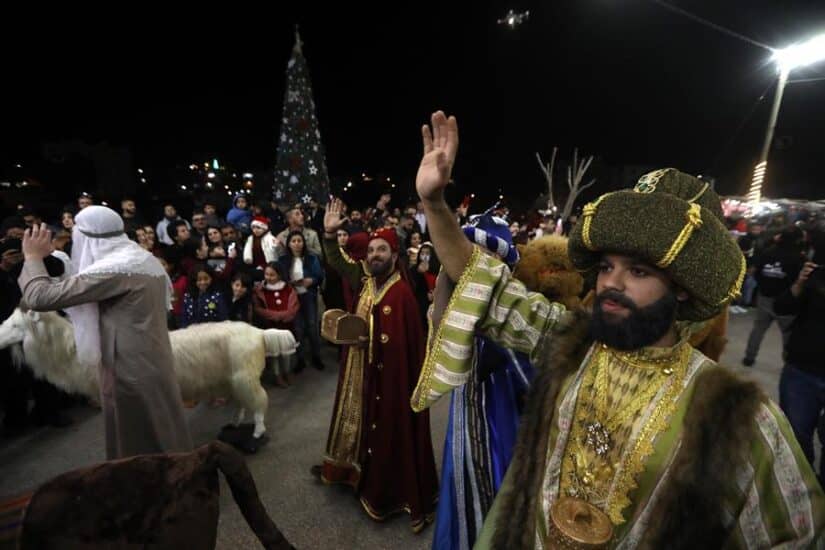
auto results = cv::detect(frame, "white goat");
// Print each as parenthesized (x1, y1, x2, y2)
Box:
(0, 309, 297, 438)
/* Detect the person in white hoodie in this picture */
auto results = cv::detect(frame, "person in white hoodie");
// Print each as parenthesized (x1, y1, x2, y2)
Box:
(243, 216, 279, 272)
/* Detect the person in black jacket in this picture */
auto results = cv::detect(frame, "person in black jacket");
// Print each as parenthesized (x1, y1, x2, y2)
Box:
(0, 224, 73, 435)
(774, 230, 825, 486)
(742, 226, 805, 366)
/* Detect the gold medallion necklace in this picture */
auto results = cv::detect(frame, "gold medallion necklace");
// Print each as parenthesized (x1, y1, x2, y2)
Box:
(563, 343, 691, 510)
(584, 348, 674, 457)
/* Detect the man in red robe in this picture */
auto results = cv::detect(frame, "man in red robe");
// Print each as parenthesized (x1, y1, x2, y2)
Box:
(312, 199, 438, 533)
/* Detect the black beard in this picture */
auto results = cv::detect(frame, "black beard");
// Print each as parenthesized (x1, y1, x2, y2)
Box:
(590, 289, 678, 351)
(369, 257, 394, 278)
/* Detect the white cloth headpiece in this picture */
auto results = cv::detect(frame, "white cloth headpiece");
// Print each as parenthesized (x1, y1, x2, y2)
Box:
(67, 206, 172, 368)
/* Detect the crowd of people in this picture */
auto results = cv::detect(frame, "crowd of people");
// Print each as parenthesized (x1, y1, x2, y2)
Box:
(2, 111, 825, 546)
(1, 189, 466, 444)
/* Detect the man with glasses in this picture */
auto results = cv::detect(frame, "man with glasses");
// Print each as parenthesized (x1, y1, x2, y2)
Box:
(191, 212, 209, 241)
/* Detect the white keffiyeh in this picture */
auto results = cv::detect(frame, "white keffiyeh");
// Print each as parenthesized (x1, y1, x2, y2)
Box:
(67, 206, 172, 368)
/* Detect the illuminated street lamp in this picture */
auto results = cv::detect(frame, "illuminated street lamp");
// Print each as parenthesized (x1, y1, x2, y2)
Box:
(747, 33, 825, 207)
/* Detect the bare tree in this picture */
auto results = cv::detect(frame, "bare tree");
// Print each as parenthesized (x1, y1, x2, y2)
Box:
(535, 148, 558, 212)
(561, 148, 597, 221)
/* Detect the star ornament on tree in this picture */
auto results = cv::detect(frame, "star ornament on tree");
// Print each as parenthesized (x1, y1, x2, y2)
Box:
(301, 194, 312, 204)
(309, 166, 318, 175)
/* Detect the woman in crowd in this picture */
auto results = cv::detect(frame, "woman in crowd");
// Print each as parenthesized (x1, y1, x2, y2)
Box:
(406, 230, 423, 268)
(60, 211, 75, 231)
(139, 224, 159, 255)
(412, 242, 440, 331)
(278, 231, 324, 371)
(206, 226, 228, 273)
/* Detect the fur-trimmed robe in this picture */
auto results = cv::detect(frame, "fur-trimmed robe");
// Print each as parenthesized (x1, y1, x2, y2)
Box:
(243, 232, 279, 268)
(486, 311, 815, 549)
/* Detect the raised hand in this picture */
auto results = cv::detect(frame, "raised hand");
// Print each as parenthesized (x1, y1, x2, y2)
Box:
(377, 194, 391, 210)
(798, 262, 817, 284)
(416, 111, 459, 203)
(22, 223, 53, 261)
(790, 261, 817, 297)
(324, 198, 348, 235)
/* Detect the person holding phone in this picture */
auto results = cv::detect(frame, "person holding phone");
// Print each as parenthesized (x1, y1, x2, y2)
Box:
(1, 220, 31, 435)
(774, 229, 825, 487)
(1, 220, 73, 434)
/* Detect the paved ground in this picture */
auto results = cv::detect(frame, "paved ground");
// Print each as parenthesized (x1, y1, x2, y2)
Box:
(0, 310, 814, 549)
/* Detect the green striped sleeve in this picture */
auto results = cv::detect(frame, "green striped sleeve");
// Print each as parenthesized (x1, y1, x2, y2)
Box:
(726, 401, 825, 548)
(410, 245, 565, 412)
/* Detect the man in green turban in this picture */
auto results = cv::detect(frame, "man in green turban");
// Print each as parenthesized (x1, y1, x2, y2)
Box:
(411, 111, 824, 548)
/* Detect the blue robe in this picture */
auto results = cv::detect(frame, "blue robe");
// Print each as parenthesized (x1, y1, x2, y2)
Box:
(432, 337, 534, 550)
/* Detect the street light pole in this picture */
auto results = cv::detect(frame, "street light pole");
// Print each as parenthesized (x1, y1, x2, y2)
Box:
(759, 68, 790, 163)
(746, 33, 825, 209)
(746, 67, 789, 206)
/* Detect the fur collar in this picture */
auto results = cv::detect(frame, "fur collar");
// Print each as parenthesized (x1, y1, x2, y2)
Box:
(243, 232, 279, 265)
(490, 312, 765, 549)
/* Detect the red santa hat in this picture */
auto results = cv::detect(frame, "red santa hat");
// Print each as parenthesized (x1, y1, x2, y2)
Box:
(251, 216, 270, 231)
(369, 228, 399, 252)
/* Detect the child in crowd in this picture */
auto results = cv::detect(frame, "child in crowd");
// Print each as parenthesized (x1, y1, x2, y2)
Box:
(254, 262, 299, 387)
(413, 242, 441, 331)
(244, 216, 280, 273)
(180, 264, 231, 407)
(227, 194, 252, 236)
(229, 272, 254, 324)
(180, 264, 229, 328)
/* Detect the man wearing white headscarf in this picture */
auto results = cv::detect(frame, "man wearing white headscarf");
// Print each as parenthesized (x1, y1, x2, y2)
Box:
(19, 206, 192, 459)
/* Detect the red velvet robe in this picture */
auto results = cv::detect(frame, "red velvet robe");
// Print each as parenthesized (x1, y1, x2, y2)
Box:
(321, 270, 438, 531)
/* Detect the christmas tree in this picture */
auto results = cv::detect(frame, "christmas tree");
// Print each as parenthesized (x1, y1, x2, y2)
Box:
(274, 27, 330, 205)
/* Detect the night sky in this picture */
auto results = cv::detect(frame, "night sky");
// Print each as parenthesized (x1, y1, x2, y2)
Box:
(2, 2, 825, 210)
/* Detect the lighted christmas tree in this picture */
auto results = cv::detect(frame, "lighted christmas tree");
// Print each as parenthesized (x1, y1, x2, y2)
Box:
(274, 27, 330, 205)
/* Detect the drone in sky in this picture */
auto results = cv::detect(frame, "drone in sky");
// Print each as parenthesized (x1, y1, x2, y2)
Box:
(498, 9, 529, 28)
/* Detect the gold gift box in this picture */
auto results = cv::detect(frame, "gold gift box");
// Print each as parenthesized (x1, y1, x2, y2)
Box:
(321, 309, 368, 345)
